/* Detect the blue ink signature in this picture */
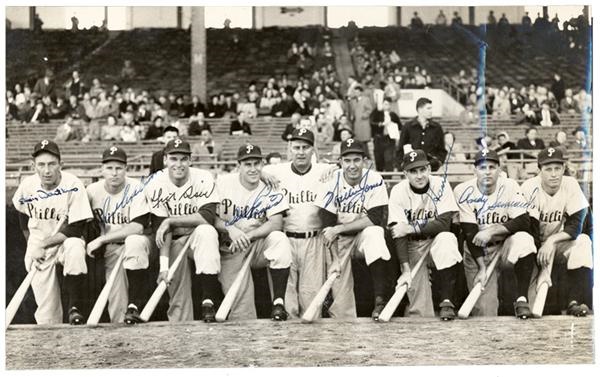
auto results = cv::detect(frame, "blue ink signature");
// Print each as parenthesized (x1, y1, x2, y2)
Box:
(149, 178, 216, 209)
(323, 163, 384, 210)
(458, 185, 538, 216)
(101, 171, 161, 221)
(19, 187, 79, 205)
(225, 184, 284, 226)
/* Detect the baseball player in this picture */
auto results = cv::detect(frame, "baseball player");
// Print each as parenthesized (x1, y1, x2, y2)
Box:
(215, 143, 292, 321)
(143, 138, 221, 322)
(315, 138, 392, 320)
(85, 146, 152, 324)
(12, 140, 93, 325)
(454, 149, 537, 318)
(262, 128, 334, 318)
(521, 147, 593, 316)
(388, 149, 463, 320)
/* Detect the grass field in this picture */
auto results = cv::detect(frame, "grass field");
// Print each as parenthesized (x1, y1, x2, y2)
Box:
(5, 316, 594, 369)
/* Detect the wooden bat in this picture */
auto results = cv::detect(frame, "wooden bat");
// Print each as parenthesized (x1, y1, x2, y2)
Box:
(301, 245, 351, 323)
(6, 216, 67, 329)
(377, 249, 430, 323)
(86, 245, 126, 325)
(457, 251, 501, 319)
(532, 251, 555, 318)
(139, 236, 192, 322)
(215, 248, 257, 322)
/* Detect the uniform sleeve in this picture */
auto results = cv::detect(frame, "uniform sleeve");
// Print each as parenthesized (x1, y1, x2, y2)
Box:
(565, 178, 589, 216)
(129, 180, 151, 220)
(387, 185, 408, 226)
(315, 171, 341, 214)
(265, 187, 289, 218)
(144, 178, 169, 217)
(364, 174, 388, 210)
(201, 172, 220, 205)
(520, 181, 540, 220)
(436, 179, 459, 215)
(67, 179, 93, 224)
(454, 184, 477, 224)
(12, 182, 27, 215)
(505, 180, 528, 219)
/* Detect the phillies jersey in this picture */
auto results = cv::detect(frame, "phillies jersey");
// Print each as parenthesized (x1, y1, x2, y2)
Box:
(521, 175, 589, 243)
(216, 173, 289, 233)
(316, 167, 388, 225)
(12, 171, 93, 242)
(263, 162, 331, 232)
(388, 175, 458, 229)
(86, 177, 151, 235)
(454, 176, 529, 230)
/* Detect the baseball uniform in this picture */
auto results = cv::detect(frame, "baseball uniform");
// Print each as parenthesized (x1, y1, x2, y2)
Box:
(13, 170, 92, 324)
(216, 172, 292, 320)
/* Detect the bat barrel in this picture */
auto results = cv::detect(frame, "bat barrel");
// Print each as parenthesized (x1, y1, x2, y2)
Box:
(140, 282, 167, 322)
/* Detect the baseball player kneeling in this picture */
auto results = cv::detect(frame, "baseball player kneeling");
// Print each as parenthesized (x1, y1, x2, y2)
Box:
(315, 138, 392, 320)
(215, 144, 292, 321)
(143, 138, 221, 322)
(12, 140, 93, 325)
(388, 150, 463, 320)
(86, 147, 152, 324)
(521, 147, 593, 316)
(454, 149, 537, 319)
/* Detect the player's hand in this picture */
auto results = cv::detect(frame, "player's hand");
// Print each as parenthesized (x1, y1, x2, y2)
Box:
(319, 165, 338, 183)
(390, 223, 414, 238)
(157, 271, 170, 286)
(322, 226, 340, 248)
(472, 229, 494, 247)
(228, 227, 251, 253)
(86, 237, 104, 258)
(537, 241, 555, 267)
(473, 267, 487, 289)
(156, 219, 171, 249)
(260, 171, 280, 190)
(396, 271, 412, 291)
(327, 259, 342, 278)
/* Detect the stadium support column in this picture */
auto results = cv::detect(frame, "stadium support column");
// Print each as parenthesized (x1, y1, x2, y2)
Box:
(191, 7, 207, 104)
(29, 7, 35, 31)
(468, 7, 475, 25)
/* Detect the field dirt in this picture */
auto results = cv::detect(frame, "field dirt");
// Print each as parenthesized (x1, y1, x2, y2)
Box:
(5, 316, 594, 369)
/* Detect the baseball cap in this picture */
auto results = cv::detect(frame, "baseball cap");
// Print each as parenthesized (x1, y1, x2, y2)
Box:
(237, 144, 263, 162)
(102, 146, 127, 164)
(290, 127, 315, 146)
(473, 148, 500, 165)
(164, 138, 192, 155)
(538, 147, 566, 166)
(340, 138, 366, 157)
(402, 149, 430, 171)
(32, 139, 61, 159)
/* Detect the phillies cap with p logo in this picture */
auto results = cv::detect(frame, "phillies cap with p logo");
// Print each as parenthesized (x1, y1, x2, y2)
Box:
(102, 146, 128, 164)
(237, 143, 263, 162)
(164, 138, 192, 155)
(474, 148, 500, 166)
(402, 149, 429, 171)
(32, 139, 61, 159)
(538, 147, 566, 166)
(290, 127, 315, 146)
(340, 138, 366, 157)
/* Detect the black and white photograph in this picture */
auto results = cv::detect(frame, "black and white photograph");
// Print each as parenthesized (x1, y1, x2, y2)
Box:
(2, 1, 596, 373)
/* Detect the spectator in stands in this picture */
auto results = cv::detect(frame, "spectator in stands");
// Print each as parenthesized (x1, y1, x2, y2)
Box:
(288, 42, 300, 64)
(149, 126, 179, 174)
(496, 132, 517, 159)
(33, 69, 55, 98)
(265, 152, 283, 165)
(281, 113, 302, 141)
(549, 130, 569, 154)
(346, 76, 359, 99)
(456, 103, 479, 128)
(230, 111, 251, 136)
(49, 96, 67, 119)
(488, 11, 497, 25)
(517, 127, 546, 158)
(398, 97, 447, 171)
(70, 16, 79, 31)
(331, 128, 353, 161)
(6, 90, 18, 120)
(570, 126, 590, 150)
(186, 95, 206, 118)
(436, 10, 447, 26)
(247, 82, 260, 105)
(13, 84, 26, 107)
(259, 87, 278, 111)
(29, 99, 49, 124)
(144, 116, 166, 140)
(333, 114, 353, 141)
(315, 113, 335, 145)
(522, 12, 532, 28)
(492, 89, 511, 120)
(65, 71, 84, 99)
(550, 73, 565, 106)
(67, 94, 88, 123)
(33, 13, 43, 33)
(222, 93, 238, 118)
(188, 112, 212, 136)
(575, 89, 591, 114)
(537, 101, 560, 127)
(55, 116, 77, 142)
(444, 132, 467, 161)
(410, 12, 424, 30)
(515, 103, 538, 125)
(349, 86, 374, 143)
(136, 102, 151, 122)
(119, 115, 140, 143)
(206, 95, 223, 118)
(101, 114, 122, 141)
(451, 11, 463, 26)
(560, 89, 579, 114)
(120, 60, 136, 80)
(498, 13, 509, 26)
(546, 92, 560, 112)
(192, 127, 222, 162)
(168, 96, 186, 118)
(89, 78, 104, 98)
(369, 97, 401, 171)
(321, 41, 334, 58)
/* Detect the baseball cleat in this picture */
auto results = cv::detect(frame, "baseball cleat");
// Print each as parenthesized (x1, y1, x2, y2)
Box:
(567, 301, 589, 317)
(201, 302, 216, 323)
(124, 306, 143, 325)
(271, 303, 288, 321)
(371, 296, 386, 321)
(513, 301, 532, 319)
(68, 307, 84, 325)
(439, 301, 456, 321)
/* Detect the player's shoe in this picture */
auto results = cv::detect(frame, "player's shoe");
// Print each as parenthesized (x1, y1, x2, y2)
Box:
(567, 301, 590, 317)
(271, 303, 288, 321)
(371, 296, 386, 321)
(124, 306, 143, 325)
(68, 307, 84, 325)
(439, 301, 456, 321)
(513, 301, 532, 319)
(201, 302, 216, 323)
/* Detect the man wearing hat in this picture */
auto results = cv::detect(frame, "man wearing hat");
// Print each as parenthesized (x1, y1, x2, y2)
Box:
(521, 147, 592, 316)
(262, 128, 336, 318)
(214, 143, 292, 320)
(143, 138, 222, 322)
(85, 146, 153, 324)
(387, 149, 463, 320)
(315, 138, 392, 320)
(453, 148, 537, 318)
(12, 140, 93, 325)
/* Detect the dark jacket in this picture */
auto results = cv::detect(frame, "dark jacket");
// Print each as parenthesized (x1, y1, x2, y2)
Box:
(230, 120, 252, 135)
(398, 117, 447, 170)
(369, 110, 401, 138)
(149, 149, 165, 175)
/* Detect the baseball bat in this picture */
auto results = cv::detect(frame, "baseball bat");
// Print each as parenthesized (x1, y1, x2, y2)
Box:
(377, 249, 430, 323)
(6, 216, 67, 329)
(215, 248, 257, 322)
(457, 251, 501, 319)
(139, 236, 192, 322)
(86, 246, 126, 325)
(532, 251, 555, 318)
(301, 246, 351, 323)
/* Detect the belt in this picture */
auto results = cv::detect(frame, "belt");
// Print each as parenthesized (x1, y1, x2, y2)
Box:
(285, 230, 319, 239)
